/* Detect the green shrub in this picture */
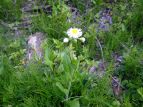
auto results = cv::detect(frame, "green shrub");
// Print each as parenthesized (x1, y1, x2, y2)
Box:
(0, 0, 23, 22)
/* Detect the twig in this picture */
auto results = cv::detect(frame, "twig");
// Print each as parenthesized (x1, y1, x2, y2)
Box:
(95, 36, 105, 68)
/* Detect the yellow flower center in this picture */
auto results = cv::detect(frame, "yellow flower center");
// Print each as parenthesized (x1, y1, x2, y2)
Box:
(71, 29, 78, 34)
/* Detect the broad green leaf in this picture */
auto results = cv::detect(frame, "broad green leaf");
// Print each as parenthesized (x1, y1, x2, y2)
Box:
(45, 48, 55, 70)
(56, 82, 68, 95)
(61, 52, 71, 72)
(137, 87, 143, 98)
(0, 65, 4, 75)
(121, 24, 126, 31)
(68, 99, 80, 107)
(53, 39, 63, 49)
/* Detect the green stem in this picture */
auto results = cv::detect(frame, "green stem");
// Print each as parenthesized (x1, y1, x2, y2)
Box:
(95, 36, 105, 68)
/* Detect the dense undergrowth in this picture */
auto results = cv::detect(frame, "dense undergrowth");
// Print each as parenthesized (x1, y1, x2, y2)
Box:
(0, 0, 143, 107)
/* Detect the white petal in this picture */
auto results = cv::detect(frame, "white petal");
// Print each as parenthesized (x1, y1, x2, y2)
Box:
(63, 38, 69, 43)
(79, 37, 86, 42)
(78, 32, 82, 37)
(78, 29, 82, 32)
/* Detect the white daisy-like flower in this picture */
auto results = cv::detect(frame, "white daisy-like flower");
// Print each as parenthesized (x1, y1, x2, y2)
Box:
(79, 37, 86, 42)
(67, 27, 82, 39)
(63, 38, 69, 43)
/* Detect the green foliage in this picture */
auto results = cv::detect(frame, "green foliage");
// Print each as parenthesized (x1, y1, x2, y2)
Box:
(0, 47, 113, 106)
(127, 0, 143, 41)
(32, 2, 71, 39)
(137, 87, 143, 99)
(0, 0, 23, 22)
(117, 47, 143, 106)
(0, 0, 143, 106)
